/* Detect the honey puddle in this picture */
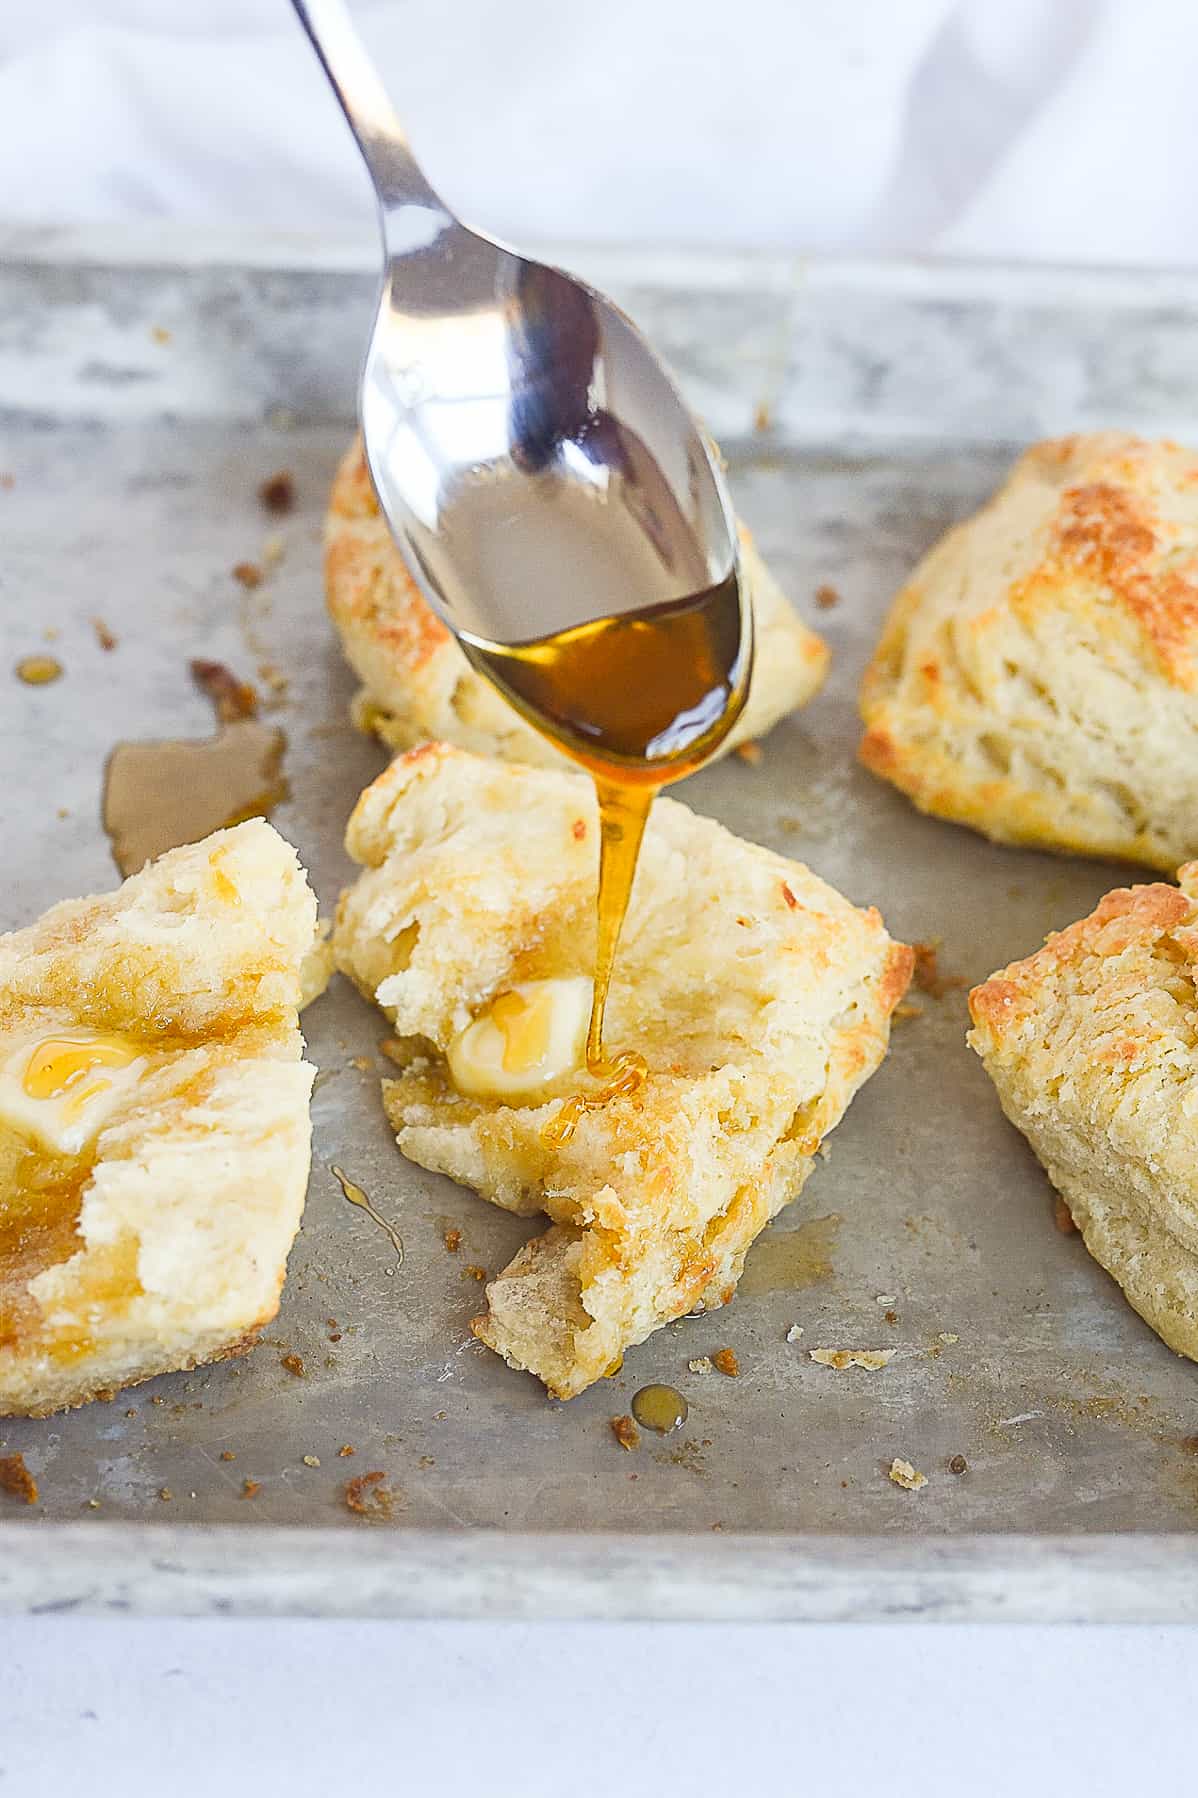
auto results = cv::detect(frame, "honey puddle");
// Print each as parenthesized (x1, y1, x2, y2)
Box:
(332, 1164, 405, 1270)
(103, 717, 288, 876)
(736, 1214, 841, 1297)
(631, 1383, 689, 1434)
(15, 655, 63, 686)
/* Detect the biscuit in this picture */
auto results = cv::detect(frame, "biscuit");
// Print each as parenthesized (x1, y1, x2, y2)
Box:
(0, 821, 318, 1416)
(860, 434, 1198, 871)
(334, 742, 911, 1398)
(325, 437, 829, 765)
(969, 865, 1198, 1361)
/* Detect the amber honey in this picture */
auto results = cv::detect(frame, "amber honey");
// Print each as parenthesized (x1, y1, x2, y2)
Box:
(461, 569, 751, 1139)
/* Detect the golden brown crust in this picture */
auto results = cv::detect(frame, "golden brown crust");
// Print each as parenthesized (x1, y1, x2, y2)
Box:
(969, 861, 1198, 1361)
(860, 433, 1198, 870)
(325, 437, 829, 766)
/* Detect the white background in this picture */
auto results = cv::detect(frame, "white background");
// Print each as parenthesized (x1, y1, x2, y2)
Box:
(4, 2, 1198, 1789)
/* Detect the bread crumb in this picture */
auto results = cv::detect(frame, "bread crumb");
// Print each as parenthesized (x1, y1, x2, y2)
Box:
(463, 1264, 487, 1281)
(157, 1487, 173, 1502)
(875, 1294, 896, 1306)
(232, 560, 263, 590)
(190, 657, 258, 722)
(785, 1324, 804, 1342)
(261, 532, 285, 567)
(753, 399, 772, 434)
(948, 1454, 968, 1474)
(735, 741, 763, 766)
(1054, 1194, 1079, 1234)
(150, 325, 171, 345)
(912, 941, 968, 1000)
(219, 1450, 236, 1462)
(688, 1356, 714, 1374)
(712, 1348, 740, 1377)
(815, 583, 840, 610)
(349, 1055, 372, 1072)
(888, 1457, 927, 1491)
(0, 1452, 38, 1505)
(302, 1454, 320, 1468)
(893, 1001, 924, 1021)
(241, 1479, 261, 1499)
(937, 1332, 959, 1346)
(92, 616, 118, 652)
(443, 1228, 462, 1252)
(280, 1352, 305, 1377)
(344, 1470, 395, 1518)
(810, 1348, 896, 1371)
(259, 470, 295, 515)
(610, 1415, 640, 1451)
(338, 1445, 355, 1457)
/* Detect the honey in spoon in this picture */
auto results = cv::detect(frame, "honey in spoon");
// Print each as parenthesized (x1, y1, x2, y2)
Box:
(459, 566, 751, 1141)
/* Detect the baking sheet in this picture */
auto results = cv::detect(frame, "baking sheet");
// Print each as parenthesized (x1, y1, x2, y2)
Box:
(3, 230, 1198, 1620)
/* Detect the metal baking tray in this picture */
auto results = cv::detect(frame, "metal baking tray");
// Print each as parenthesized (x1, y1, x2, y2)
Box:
(3, 227, 1198, 1621)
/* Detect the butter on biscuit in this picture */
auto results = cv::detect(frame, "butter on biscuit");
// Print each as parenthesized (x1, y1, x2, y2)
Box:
(334, 742, 912, 1398)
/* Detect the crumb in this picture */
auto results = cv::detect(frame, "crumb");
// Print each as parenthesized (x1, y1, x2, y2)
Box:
(280, 1353, 305, 1377)
(57, 807, 69, 820)
(735, 741, 763, 766)
(814, 583, 840, 610)
(157, 1487, 173, 1502)
(463, 1264, 487, 1282)
(433, 1411, 446, 1421)
(0, 1452, 38, 1505)
(688, 1356, 714, 1374)
(328, 1331, 342, 1343)
(884, 1310, 898, 1325)
(810, 1348, 896, 1371)
(91, 616, 118, 651)
(125, 1409, 137, 1418)
(190, 657, 258, 722)
(419, 1455, 435, 1469)
(1054, 1194, 1079, 1234)
(572, 818, 586, 840)
(150, 325, 171, 345)
(938, 1332, 959, 1346)
(261, 532, 285, 567)
(888, 1457, 927, 1492)
(151, 1395, 164, 1405)
(712, 1348, 740, 1377)
(912, 941, 968, 1000)
(87, 1498, 100, 1509)
(232, 560, 263, 590)
(610, 1415, 640, 1451)
(338, 1445, 355, 1457)
(302, 1455, 320, 1468)
(893, 1001, 924, 1021)
(258, 470, 295, 515)
(875, 1294, 896, 1306)
(781, 882, 798, 909)
(241, 1479, 261, 1499)
(948, 1454, 968, 1474)
(344, 1470, 395, 1518)
(349, 1055, 372, 1072)
(753, 399, 772, 434)
(785, 1324, 804, 1343)
(219, 1450, 236, 1462)
(43, 626, 59, 641)
(443, 1228, 462, 1252)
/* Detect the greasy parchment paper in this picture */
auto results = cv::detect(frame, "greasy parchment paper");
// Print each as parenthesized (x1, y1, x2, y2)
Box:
(2, 229, 1198, 1620)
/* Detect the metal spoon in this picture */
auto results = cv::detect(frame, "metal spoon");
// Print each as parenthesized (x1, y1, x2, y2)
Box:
(290, 0, 745, 674)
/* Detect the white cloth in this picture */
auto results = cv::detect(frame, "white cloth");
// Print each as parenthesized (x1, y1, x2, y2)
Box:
(1, 0, 1196, 264)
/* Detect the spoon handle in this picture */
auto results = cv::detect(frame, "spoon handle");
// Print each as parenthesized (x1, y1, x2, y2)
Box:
(290, 0, 446, 220)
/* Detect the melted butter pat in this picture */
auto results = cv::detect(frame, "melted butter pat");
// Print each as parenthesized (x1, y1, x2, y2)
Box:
(447, 977, 591, 1100)
(2, 1030, 147, 1154)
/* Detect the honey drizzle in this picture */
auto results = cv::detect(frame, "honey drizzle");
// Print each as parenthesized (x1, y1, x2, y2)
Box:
(332, 1164, 404, 1268)
(460, 571, 751, 1145)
